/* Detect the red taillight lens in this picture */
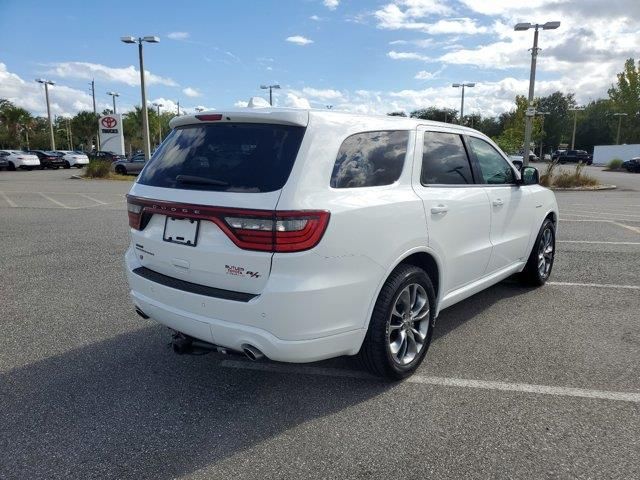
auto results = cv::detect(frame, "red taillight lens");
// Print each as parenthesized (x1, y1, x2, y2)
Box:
(126, 195, 330, 253)
(195, 114, 223, 121)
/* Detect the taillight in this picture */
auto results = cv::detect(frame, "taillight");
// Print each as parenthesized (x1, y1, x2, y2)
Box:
(126, 196, 329, 253)
(195, 114, 223, 121)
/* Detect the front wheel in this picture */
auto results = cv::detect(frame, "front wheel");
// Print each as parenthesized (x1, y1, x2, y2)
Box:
(521, 218, 555, 286)
(8, 162, 16, 171)
(358, 264, 436, 380)
(63, 161, 70, 169)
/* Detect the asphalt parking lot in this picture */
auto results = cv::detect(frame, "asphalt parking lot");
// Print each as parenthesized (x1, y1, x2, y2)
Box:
(1, 167, 639, 479)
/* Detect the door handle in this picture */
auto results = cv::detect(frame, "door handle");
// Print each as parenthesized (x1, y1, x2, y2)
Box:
(430, 204, 448, 215)
(492, 199, 504, 207)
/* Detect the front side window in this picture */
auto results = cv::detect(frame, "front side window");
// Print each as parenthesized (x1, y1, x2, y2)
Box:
(468, 136, 515, 185)
(421, 131, 474, 185)
(330, 130, 409, 188)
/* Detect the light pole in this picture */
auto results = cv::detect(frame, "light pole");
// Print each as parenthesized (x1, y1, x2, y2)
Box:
(514, 21, 560, 166)
(260, 84, 281, 106)
(121, 35, 160, 160)
(36, 78, 56, 150)
(194, 107, 205, 112)
(536, 111, 550, 159)
(107, 91, 120, 114)
(153, 102, 163, 146)
(568, 107, 584, 150)
(612, 113, 628, 144)
(452, 83, 475, 125)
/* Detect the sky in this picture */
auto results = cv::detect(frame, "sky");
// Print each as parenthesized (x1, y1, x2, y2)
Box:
(0, 0, 638, 119)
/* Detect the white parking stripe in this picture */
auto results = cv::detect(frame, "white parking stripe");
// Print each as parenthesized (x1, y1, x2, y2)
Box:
(220, 360, 640, 404)
(563, 209, 640, 219)
(38, 192, 69, 208)
(548, 281, 640, 290)
(0, 191, 17, 207)
(77, 193, 107, 205)
(612, 222, 640, 235)
(558, 240, 640, 245)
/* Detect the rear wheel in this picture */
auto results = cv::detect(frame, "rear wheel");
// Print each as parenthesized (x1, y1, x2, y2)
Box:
(63, 161, 71, 169)
(521, 218, 555, 286)
(115, 165, 126, 175)
(8, 162, 16, 171)
(358, 264, 436, 380)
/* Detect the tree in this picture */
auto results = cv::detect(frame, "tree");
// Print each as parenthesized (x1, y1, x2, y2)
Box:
(574, 99, 616, 151)
(0, 100, 32, 148)
(387, 111, 407, 117)
(536, 91, 575, 151)
(410, 107, 458, 123)
(494, 95, 543, 154)
(71, 111, 99, 150)
(608, 58, 640, 144)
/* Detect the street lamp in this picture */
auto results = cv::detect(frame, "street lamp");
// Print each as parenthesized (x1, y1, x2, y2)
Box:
(536, 111, 550, 159)
(452, 83, 475, 124)
(612, 113, 628, 145)
(35, 78, 56, 150)
(260, 84, 281, 106)
(121, 35, 160, 160)
(106, 91, 120, 114)
(194, 107, 205, 112)
(514, 20, 560, 166)
(568, 107, 585, 150)
(153, 102, 163, 146)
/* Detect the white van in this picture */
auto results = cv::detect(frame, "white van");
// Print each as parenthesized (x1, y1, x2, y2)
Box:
(124, 108, 558, 379)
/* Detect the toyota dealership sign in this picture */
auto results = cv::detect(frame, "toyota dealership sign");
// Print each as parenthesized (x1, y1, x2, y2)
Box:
(98, 114, 125, 155)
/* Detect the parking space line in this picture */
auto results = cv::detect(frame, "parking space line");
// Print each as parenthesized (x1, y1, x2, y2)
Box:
(38, 192, 69, 208)
(558, 240, 640, 245)
(77, 193, 107, 205)
(219, 360, 640, 404)
(562, 209, 640, 219)
(548, 281, 640, 290)
(612, 221, 640, 235)
(0, 191, 17, 207)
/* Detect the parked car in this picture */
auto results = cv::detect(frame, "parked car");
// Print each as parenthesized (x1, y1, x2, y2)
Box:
(112, 154, 146, 175)
(551, 149, 566, 161)
(0, 151, 10, 170)
(554, 150, 593, 165)
(0, 150, 41, 170)
(124, 108, 558, 379)
(622, 157, 640, 173)
(29, 150, 66, 169)
(55, 150, 89, 169)
(89, 150, 126, 162)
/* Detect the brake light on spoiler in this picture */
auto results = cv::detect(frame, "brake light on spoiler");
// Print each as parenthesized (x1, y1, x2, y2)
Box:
(126, 195, 330, 253)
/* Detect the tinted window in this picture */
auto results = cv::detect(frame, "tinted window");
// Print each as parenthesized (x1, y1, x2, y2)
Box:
(421, 132, 473, 184)
(330, 131, 408, 188)
(138, 123, 305, 192)
(468, 136, 515, 185)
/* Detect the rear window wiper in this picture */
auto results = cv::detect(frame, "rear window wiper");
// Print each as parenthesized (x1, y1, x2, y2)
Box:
(175, 175, 229, 187)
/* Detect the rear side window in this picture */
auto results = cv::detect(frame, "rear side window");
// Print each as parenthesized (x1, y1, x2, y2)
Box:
(421, 132, 474, 185)
(138, 123, 305, 192)
(330, 130, 409, 188)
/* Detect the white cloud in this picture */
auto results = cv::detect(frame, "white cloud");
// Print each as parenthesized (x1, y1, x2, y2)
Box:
(414, 70, 435, 80)
(284, 93, 311, 109)
(234, 100, 249, 108)
(182, 87, 201, 98)
(301, 87, 343, 100)
(0, 62, 108, 117)
(323, 0, 339, 10)
(286, 35, 314, 46)
(167, 31, 190, 40)
(46, 62, 178, 87)
(374, 1, 459, 32)
(310, 15, 322, 21)
(387, 50, 431, 61)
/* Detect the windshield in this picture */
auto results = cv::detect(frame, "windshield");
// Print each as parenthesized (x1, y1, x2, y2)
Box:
(137, 123, 305, 192)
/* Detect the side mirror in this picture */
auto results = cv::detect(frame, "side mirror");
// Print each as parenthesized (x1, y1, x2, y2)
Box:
(512, 159, 523, 171)
(521, 166, 539, 185)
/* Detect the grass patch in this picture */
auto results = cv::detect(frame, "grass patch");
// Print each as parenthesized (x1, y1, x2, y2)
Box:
(540, 161, 599, 188)
(83, 160, 133, 181)
(605, 158, 624, 171)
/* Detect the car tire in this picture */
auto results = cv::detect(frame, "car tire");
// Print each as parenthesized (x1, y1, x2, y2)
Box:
(26, 167, 33, 171)
(76, 165, 84, 169)
(115, 165, 126, 175)
(63, 161, 70, 169)
(8, 162, 16, 171)
(521, 218, 555, 286)
(357, 264, 436, 380)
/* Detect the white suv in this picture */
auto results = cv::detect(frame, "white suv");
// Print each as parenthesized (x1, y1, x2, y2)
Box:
(124, 108, 558, 379)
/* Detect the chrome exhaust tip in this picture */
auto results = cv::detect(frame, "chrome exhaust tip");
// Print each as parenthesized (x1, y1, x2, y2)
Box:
(242, 344, 264, 361)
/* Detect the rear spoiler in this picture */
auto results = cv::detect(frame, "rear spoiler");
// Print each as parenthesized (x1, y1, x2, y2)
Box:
(169, 109, 309, 129)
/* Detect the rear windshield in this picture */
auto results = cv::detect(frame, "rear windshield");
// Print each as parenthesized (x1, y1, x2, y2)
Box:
(138, 123, 306, 192)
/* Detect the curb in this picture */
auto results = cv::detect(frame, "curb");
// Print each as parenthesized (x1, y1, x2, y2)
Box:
(551, 184, 617, 191)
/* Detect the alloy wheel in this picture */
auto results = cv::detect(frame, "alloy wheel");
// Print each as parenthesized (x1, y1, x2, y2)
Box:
(537, 227, 554, 279)
(388, 283, 430, 365)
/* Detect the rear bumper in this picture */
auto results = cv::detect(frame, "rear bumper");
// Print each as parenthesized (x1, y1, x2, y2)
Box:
(125, 246, 381, 363)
